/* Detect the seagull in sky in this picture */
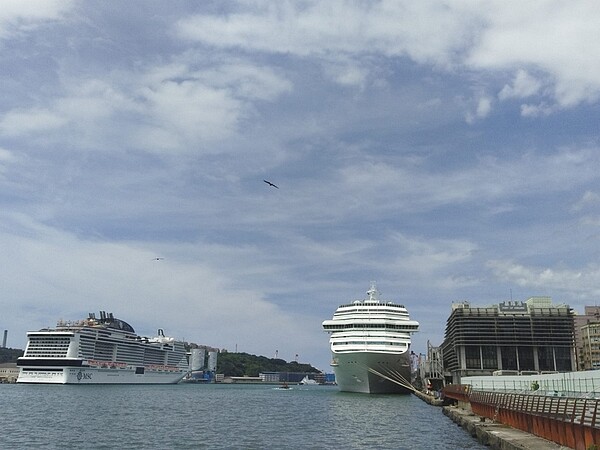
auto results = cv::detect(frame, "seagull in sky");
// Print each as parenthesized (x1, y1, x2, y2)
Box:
(153, 257, 164, 261)
(263, 179, 279, 189)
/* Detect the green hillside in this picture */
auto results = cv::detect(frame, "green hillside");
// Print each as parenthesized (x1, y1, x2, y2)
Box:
(0, 347, 23, 364)
(217, 351, 320, 377)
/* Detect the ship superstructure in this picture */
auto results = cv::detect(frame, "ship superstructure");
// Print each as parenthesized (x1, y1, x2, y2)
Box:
(17, 311, 189, 384)
(322, 282, 419, 394)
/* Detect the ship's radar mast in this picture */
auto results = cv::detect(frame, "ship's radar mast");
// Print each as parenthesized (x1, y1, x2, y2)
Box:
(366, 281, 380, 303)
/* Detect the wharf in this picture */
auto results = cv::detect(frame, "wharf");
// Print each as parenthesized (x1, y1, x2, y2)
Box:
(413, 390, 571, 449)
(412, 390, 445, 406)
(442, 405, 569, 450)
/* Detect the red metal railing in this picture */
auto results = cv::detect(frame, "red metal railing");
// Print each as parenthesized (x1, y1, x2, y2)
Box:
(443, 385, 600, 450)
(442, 383, 471, 403)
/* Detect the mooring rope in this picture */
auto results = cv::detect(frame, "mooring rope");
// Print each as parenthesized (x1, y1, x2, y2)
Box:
(365, 366, 417, 393)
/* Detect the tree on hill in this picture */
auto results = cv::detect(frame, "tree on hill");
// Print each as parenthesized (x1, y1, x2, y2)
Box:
(0, 347, 23, 364)
(216, 351, 320, 377)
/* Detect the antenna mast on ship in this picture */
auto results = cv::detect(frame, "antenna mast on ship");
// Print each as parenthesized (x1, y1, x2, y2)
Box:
(366, 281, 380, 302)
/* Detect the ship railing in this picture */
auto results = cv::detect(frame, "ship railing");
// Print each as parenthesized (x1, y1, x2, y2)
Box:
(86, 360, 184, 372)
(145, 364, 185, 372)
(87, 360, 128, 368)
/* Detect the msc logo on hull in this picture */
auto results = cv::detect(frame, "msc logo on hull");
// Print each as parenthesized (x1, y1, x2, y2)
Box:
(76, 370, 93, 381)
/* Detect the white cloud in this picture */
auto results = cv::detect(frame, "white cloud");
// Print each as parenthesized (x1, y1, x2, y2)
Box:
(466, 95, 493, 123)
(0, 147, 15, 163)
(0, 108, 68, 136)
(0, 147, 17, 176)
(520, 102, 556, 117)
(487, 259, 600, 300)
(330, 147, 599, 221)
(176, 1, 474, 78)
(197, 61, 293, 101)
(498, 69, 543, 100)
(573, 190, 600, 212)
(0, 0, 73, 38)
(176, 1, 600, 112)
(390, 232, 477, 276)
(324, 61, 370, 89)
(134, 60, 291, 151)
(140, 80, 243, 146)
(57, 79, 132, 121)
(467, 1, 600, 108)
(0, 58, 292, 154)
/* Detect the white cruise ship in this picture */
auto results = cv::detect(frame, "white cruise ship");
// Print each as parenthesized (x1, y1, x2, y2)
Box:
(17, 311, 189, 384)
(322, 283, 419, 394)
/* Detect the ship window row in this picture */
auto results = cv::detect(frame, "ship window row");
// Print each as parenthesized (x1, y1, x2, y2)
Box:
(333, 315, 411, 322)
(337, 303, 406, 309)
(27, 342, 70, 346)
(335, 307, 408, 312)
(116, 347, 144, 364)
(27, 338, 71, 345)
(331, 336, 410, 342)
(25, 351, 70, 357)
(332, 341, 407, 347)
(334, 310, 409, 317)
(334, 309, 409, 315)
(166, 349, 187, 365)
(26, 343, 70, 351)
(144, 349, 166, 365)
(26, 345, 70, 352)
(325, 324, 418, 331)
(25, 340, 71, 356)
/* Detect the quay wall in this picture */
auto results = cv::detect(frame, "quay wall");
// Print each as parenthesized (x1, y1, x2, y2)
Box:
(413, 390, 567, 449)
(442, 405, 566, 450)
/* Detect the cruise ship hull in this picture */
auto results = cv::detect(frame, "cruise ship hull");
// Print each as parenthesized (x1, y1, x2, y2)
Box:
(17, 311, 191, 385)
(17, 366, 187, 384)
(332, 351, 412, 394)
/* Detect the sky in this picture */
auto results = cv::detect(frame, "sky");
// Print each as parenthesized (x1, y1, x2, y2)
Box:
(1, 1, 600, 372)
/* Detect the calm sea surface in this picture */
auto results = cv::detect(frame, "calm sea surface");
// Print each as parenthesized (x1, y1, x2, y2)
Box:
(1, 383, 486, 449)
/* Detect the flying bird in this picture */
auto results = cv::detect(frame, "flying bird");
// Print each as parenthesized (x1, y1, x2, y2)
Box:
(152, 257, 164, 261)
(263, 179, 279, 189)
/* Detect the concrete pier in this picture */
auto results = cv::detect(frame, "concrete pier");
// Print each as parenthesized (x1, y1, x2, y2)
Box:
(412, 390, 445, 406)
(412, 390, 572, 449)
(442, 405, 570, 450)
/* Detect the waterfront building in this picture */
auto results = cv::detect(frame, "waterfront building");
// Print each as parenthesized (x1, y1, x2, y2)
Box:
(0, 363, 19, 383)
(574, 306, 600, 370)
(260, 372, 281, 383)
(440, 297, 575, 384)
(580, 321, 600, 371)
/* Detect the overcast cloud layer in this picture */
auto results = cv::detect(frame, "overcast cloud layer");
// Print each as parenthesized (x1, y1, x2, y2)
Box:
(2, 1, 600, 371)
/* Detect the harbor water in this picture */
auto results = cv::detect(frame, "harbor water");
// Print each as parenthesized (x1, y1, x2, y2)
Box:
(1, 383, 486, 449)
